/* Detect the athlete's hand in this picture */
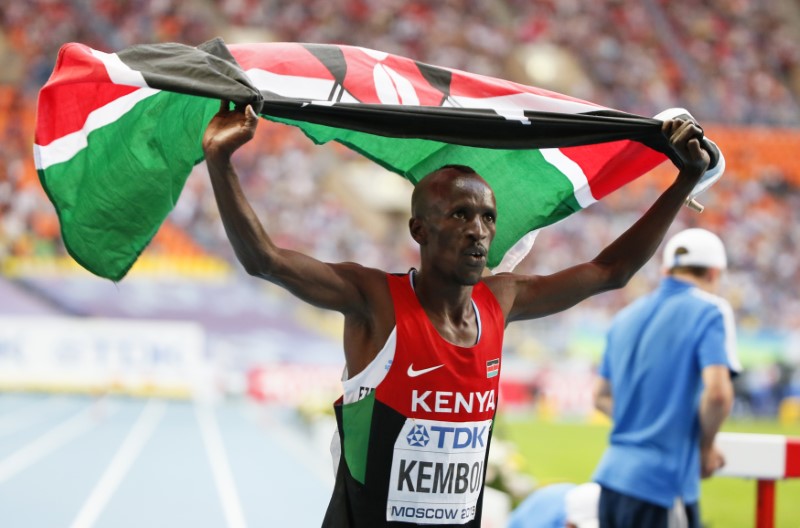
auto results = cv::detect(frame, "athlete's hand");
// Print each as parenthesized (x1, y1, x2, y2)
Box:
(203, 101, 258, 161)
(662, 117, 710, 185)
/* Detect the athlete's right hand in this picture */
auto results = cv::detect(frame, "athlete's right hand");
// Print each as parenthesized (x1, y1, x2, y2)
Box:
(202, 100, 258, 161)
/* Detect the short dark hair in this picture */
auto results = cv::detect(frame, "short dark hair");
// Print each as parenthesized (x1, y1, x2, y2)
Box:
(668, 265, 712, 278)
(411, 165, 481, 217)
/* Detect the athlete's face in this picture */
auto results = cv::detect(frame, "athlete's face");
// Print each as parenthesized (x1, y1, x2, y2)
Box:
(411, 170, 497, 285)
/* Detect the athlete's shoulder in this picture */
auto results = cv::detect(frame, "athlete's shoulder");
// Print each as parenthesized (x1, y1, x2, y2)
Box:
(330, 262, 397, 294)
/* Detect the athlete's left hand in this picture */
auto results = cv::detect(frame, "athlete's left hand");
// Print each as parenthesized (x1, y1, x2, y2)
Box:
(663, 117, 711, 183)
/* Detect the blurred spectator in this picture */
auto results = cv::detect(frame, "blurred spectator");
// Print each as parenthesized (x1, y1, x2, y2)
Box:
(2, 0, 800, 347)
(508, 482, 600, 528)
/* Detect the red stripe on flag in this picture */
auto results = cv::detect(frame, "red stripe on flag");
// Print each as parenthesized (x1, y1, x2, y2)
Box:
(562, 140, 667, 200)
(232, 43, 448, 106)
(231, 42, 603, 108)
(231, 43, 336, 80)
(449, 69, 604, 105)
(35, 43, 138, 146)
(785, 437, 800, 478)
(339, 47, 449, 106)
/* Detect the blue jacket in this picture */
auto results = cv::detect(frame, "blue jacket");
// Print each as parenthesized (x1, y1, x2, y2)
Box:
(593, 277, 740, 508)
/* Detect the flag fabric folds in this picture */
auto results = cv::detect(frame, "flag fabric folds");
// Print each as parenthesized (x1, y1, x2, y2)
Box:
(34, 38, 714, 281)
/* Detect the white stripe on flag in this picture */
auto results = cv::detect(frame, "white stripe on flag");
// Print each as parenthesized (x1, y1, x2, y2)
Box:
(34, 88, 159, 170)
(373, 63, 420, 106)
(493, 108, 531, 125)
(491, 229, 540, 274)
(357, 47, 390, 61)
(245, 68, 600, 114)
(89, 49, 148, 87)
(450, 92, 602, 115)
(246, 69, 359, 103)
(540, 148, 597, 209)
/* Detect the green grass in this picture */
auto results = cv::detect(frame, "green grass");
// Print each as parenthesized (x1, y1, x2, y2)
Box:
(497, 415, 800, 527)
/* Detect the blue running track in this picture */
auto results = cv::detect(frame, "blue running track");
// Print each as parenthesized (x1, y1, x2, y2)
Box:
(0, 393, 334, 527)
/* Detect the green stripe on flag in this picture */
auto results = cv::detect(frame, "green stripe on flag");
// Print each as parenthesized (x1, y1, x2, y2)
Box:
(38, 91, 219, 281)
(264, 115, 582, 267)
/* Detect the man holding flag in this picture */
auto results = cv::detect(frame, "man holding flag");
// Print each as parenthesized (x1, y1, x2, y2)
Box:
(202, 99, 711, 527)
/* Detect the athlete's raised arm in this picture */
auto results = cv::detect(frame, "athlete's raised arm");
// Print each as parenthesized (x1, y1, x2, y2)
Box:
(202, 102, 384, 317)
(487, 117, 711, 321)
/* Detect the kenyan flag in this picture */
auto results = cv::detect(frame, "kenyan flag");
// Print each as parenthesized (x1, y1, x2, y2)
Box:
(34, 38, 708, 281)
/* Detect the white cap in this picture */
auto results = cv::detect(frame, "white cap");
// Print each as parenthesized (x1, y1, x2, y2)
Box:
(565, 482, 600, 528)
(662, 228, 727, 270)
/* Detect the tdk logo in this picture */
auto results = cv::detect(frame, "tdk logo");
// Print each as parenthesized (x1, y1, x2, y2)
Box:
(406, 424, 487, 450)
(407, 424, 430, 447)
(430, 426, 487, 449)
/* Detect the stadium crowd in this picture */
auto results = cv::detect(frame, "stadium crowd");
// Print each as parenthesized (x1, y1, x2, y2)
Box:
(210, 0, 800, 125)
(2, 0, 798, 122)
(1, 1, 799, 348)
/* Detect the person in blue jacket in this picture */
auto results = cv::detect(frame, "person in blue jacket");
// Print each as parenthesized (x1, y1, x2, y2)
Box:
(592, 228, 741, 528)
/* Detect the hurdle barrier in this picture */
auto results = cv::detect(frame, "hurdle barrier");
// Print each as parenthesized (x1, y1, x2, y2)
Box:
(715, 432, 800, 528)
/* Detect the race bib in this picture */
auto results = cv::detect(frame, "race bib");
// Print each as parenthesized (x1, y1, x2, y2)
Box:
(387, 418, 491, 524)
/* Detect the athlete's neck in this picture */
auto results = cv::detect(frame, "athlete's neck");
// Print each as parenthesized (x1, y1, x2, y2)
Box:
(411, 269, 480, 346)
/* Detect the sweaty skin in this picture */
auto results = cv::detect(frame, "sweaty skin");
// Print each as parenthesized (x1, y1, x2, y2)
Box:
(202, 101, 709, 379)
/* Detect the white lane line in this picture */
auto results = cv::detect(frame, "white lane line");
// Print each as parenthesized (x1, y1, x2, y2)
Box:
(196, 404, 247, 528)
(0, 399, 113, 484)
(241, 403, 334, 487)
(70, 399, 166, 528)
(0, 396, 67, 438)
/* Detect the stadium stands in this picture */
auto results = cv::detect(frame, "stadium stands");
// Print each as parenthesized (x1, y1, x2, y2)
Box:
(2, 1, 800, 402)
